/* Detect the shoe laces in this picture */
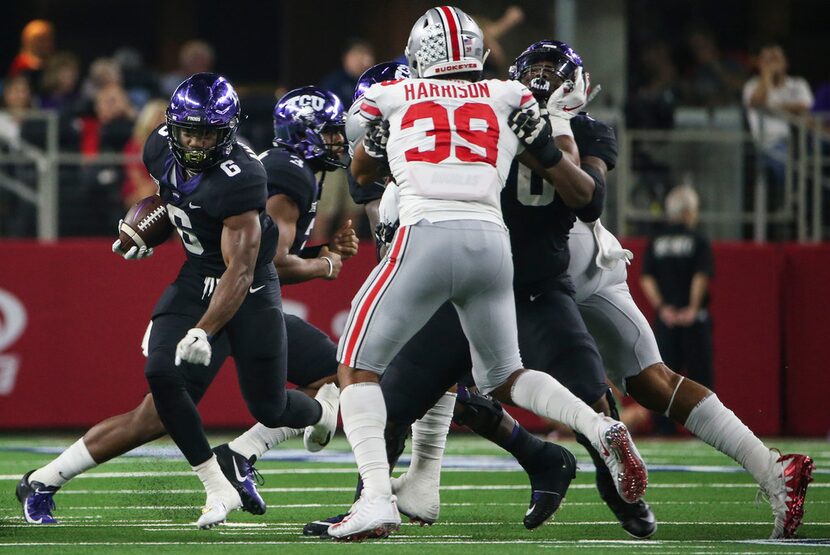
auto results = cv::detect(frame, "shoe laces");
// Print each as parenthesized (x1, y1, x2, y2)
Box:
(31, 489, 57, 515)
(247, 457, 265, 486)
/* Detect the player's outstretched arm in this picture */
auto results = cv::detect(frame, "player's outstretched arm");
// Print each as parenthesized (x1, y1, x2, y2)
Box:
(266, 194, 342, 284)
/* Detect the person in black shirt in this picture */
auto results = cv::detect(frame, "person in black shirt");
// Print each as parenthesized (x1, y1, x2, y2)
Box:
(641, 185, 714, 396)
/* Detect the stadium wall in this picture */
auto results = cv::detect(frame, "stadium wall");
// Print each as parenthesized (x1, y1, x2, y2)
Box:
(0, 239, 826, 436)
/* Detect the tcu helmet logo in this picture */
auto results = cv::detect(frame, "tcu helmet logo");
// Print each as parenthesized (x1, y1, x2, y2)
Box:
(0, 289, 27, 395)
(288, 95, 326, 112)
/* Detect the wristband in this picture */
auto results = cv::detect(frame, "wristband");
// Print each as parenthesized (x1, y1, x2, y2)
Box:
(321, 256, 334, 278)
(534, 141, 564, 168)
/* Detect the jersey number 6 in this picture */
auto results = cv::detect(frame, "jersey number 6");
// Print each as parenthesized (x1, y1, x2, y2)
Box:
(401, 101, 499, 167)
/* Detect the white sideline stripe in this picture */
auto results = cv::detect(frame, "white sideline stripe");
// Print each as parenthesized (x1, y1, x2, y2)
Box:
(20, 482, 829, 495)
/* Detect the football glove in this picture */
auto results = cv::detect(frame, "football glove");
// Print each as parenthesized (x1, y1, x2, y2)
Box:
(547, 66, 589, 121)
(508, 109, 563, 168)
(363, 120, 390, 159)
(175, 328, 212, 366)
(112, 219, 154, 260)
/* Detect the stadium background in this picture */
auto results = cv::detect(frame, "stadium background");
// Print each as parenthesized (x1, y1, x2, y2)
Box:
(1, 0, 829, 439)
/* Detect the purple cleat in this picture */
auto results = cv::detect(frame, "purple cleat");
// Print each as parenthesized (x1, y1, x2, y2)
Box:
(213, 444, 266, 515)
(16, 470, 59, 524)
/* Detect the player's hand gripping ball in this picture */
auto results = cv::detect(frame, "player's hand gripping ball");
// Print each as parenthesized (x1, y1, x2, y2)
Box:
(112, 194, 173, 260)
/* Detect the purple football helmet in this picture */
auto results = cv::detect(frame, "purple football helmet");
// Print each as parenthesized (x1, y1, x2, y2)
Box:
(508, 40, 582, 100)
(353, 62, 411, 103)
(273, 86, 346, 170)
(166, 72, 240, 171)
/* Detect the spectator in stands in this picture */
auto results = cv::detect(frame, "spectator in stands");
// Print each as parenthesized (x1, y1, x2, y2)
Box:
(121, 99, 166, 207)
(78, 57, 123, 117)
(473, 6, 525, 78)
(321, 38, 375, 108)
(114, 47, 161, 111)
(160, 40, 215, 96)
(38, 52, 81, 114)
(7, 20, 55, 95)
(742, 44, 813, 189)
(0, 75, 33, 150)
(640, 185, 714, 432)
(626, 40, 679, 129)
(683, 28, 747, 107)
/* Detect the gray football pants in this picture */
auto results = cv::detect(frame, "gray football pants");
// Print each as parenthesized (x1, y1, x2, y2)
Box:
(337, 219, 524, 393)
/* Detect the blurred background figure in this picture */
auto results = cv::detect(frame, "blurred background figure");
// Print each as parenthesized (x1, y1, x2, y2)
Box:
(742, 44, 813, 197)
(321, 38, 375, 108)
(682, 27, 747, 107)
(0, 75, 33, 150)
(7, 19, 55, 96)
(160, 40, 215, 96)
(121, 99, 166, 208)
(113, 47, 161, 111)
(640, 185, 714, 435)
(475, 5, 525, 77)
(0, 74, 36, 237)
(37, 51, 81, 114)
(79, 57, 123, 117)
(627, 40, 679, 129)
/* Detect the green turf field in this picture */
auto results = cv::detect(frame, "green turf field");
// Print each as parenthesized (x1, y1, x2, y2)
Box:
(0, 434, 827, 553)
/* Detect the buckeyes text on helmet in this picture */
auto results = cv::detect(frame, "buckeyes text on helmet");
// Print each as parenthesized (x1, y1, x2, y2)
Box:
(405, 6, 489, 78)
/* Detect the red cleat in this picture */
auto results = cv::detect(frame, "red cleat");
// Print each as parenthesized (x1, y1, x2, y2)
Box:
(763, 453, 815, 539)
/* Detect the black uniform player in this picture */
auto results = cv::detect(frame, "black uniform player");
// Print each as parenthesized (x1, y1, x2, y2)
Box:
(123, 74, 325, 529)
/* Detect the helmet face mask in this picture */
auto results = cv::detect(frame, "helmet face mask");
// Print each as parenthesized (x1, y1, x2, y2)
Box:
(405, 6, 488, 78)
(273, 86, 347, 171)
(166, 72, 240, 172)
(509, 41, 582, 100)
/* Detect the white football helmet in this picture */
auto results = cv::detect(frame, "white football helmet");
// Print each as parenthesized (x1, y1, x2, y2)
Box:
(405, 6, 489, 78)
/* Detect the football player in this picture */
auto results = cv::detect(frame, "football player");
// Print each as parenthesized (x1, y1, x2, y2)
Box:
(326, 6, 646, 540)
(14, 79, 351, 527)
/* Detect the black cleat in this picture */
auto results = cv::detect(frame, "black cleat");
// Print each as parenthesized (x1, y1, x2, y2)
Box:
(523, 444, 577, 530)
(16, 470, 59, 524)
(213, 444, 266, 515)
(303, 513, 348, 537)
(596, 464, 657, 538)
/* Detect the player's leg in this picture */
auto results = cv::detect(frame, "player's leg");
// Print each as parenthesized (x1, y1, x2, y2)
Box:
(329, 223, 450, 540)
(517, 288, 656, 537)
(226, 314, 340, 465)
(583, 282, 814, 539)
(449, 221, 646, 506)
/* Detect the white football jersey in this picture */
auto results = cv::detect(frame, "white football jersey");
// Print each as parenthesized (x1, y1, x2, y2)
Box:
(358, 78, 539, 226)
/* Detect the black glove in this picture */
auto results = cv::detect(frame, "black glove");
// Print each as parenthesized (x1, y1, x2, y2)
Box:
(363, 120, 390, 159)
(508, 108, 563, 168)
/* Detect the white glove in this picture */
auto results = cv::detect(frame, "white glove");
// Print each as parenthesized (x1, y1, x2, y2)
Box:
(547, 66, 590, 120)
(362, 120, 390, 159)
(112, 220, 154, 260)
(175, 328, 212, 366)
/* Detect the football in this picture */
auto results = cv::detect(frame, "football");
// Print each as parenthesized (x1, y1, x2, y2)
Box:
(118, 194, 173, 250)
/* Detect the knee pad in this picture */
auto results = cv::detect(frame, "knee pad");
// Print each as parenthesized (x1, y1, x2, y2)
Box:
(453, 386, 504, 437)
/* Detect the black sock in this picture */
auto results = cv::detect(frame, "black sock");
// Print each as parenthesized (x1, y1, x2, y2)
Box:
(501, 422, 549, 475)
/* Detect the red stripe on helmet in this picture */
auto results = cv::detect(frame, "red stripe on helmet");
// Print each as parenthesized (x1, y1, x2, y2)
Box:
(439, 6, 461, 61)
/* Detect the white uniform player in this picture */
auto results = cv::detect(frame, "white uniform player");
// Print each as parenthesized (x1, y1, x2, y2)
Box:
(328, 6, 648, 541)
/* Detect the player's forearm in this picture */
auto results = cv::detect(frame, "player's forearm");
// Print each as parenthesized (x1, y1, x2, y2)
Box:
(197, 261, 254, 336)
(540, 160, 595, 209)
(275, 254, 331, 284)
(688, 273, 709, 311)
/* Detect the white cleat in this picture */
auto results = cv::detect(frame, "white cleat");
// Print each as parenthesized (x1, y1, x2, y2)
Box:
(391, 471, 440, 524)
(325, 494, 401, 541)
(760, 450, 814, 539)
(196, 491, 242, 529)
(304, 383, 340, 453)
(591, 417, 648, 504)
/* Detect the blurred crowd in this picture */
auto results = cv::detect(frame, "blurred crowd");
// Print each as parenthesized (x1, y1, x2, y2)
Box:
(1, 15, 829, 240)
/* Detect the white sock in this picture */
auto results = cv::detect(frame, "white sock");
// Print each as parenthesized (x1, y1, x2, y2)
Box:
(30, 438, 96, 487)
(684, 394, 772, 484)
(510, 370, 599, 436)
(407, 392, 456, 481)
(340, 382, 391, 498)
(228, 424, 301, 461)
(193, 454, 235, 499)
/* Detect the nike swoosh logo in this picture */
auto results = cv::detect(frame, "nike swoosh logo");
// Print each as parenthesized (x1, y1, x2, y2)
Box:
(249, 285, 266, 293)
(189, 202, 201, 209)
(563, 103, 584, 112)
(526, 504, 536, 516)
(530, 293, 542, 302)
(232, 458, 247, 482)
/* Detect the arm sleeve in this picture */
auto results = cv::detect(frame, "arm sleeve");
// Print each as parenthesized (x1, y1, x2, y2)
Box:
(573, 162, 605, 223)
(695, 235, 715, 277)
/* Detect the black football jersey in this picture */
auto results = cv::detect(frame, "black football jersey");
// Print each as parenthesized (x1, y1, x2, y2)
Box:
(259, 147, 319, 255)
(144, 124, 277, 279)
(502, 159, 575, 296)
(347, 168, 385, 205)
